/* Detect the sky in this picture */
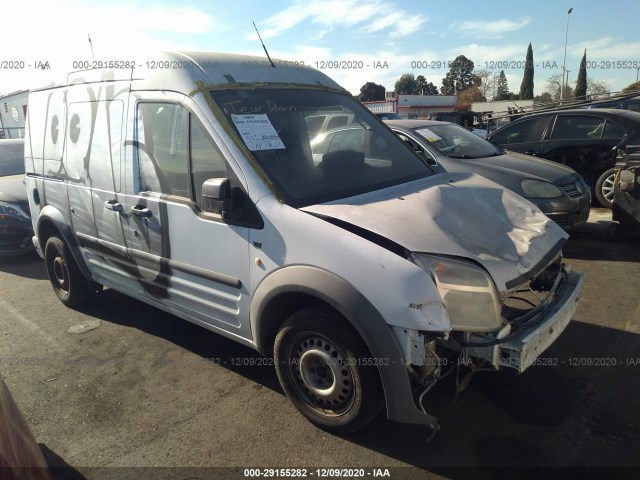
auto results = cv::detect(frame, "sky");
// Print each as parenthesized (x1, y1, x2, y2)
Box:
(1, 0, 640, 98)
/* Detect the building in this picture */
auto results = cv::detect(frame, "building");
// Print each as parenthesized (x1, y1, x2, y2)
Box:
(0, 90, 28, 139)
(364, 94, 458, 119)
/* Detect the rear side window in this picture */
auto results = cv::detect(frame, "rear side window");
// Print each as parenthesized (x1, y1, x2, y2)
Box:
(0, 142, 24, 176)
(490, 116, 550, 145)
(136, 102, 228, 206)
(550, 115, 606, 140)
(602, 120, 626, 140)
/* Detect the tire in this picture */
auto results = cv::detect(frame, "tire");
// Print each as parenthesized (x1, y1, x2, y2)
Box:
(44, 236, 95, 307)
(595, 168, 617, 209)
(274, 307, 384, 433)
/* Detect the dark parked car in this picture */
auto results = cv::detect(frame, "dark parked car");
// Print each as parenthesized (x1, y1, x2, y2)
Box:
(383, 120, 591, 230)
(0, 139, 33, 256)
(486, 108, 640, 208)
(587, 96, 640, 112)
(374, 112, 401, 120)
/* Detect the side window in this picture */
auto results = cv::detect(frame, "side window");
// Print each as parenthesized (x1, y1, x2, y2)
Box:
(490, 117, 549, 144)
(190, 116, 227, 206)
(304, 115, 325, 138)
(136, 102, 229, 207)
(327, 128, 364, 153)
(602, 120, 626, 140)
(326, 115, 349, 130)
(396, 132, 435, 165)
(550, 115, 605, 140)
(311, 131, 335, 155)
(136, 103, 190, 198)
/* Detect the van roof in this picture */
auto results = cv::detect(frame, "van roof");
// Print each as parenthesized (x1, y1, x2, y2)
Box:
(31, 51, 346, 94)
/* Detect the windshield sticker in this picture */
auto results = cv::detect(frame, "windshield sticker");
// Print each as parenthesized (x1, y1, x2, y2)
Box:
(231, 114, 285, 151)
(415, 128, 442, 143)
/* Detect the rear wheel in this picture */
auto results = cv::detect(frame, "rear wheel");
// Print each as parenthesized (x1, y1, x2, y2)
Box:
(44, 236, 96, 306)
(595, 168, 617, 208)
(274, 307, 383, 433)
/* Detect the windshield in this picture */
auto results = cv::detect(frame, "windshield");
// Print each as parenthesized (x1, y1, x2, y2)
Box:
(0, 142, 25, 177)
(413, 123, 503, 159)
(210, 89, 433, 207)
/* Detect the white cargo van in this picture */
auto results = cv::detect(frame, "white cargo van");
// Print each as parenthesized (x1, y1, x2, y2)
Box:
(25, 52, 584, 432)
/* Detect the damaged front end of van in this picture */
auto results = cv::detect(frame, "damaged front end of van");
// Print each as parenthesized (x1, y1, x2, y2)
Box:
(302, 173, 584, 430)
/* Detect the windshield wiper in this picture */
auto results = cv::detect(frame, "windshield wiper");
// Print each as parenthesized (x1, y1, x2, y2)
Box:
(448, 154, 473, 159)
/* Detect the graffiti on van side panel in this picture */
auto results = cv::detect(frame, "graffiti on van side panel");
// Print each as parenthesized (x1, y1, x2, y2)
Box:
(53, 76, 175, 299)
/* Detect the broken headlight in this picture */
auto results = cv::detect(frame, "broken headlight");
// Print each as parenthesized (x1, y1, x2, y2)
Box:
(411, 254, 502, 332)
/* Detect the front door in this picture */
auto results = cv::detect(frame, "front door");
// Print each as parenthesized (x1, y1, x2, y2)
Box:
(122, 93, 252, 338)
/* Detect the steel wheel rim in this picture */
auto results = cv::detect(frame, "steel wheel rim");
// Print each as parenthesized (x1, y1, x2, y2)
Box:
(288, 333, 354, 414)
(602, 173, 616, 202)
(53, 255, 69, 291)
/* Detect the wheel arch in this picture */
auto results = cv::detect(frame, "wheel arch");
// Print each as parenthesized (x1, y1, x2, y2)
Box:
(250, 265, 438, 427)
(36, 205, 93, 280)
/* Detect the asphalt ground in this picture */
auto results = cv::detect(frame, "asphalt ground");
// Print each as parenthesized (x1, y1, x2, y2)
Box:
(0, 208, 639, 480)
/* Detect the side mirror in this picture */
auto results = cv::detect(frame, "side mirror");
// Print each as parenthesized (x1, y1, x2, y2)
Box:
(201, 178, 234, 215)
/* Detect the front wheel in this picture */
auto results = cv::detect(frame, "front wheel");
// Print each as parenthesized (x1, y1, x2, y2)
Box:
(44, 236, 96, 306)
(595, 168, 617, 208)
(274, 307, 383, 433)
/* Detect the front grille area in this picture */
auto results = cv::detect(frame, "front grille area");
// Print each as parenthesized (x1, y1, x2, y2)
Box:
(550, 207, 590, 229)
(560, 181, 584, 198)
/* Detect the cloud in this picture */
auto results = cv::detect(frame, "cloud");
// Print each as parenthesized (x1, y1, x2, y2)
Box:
(450, 17, 531, 39)
(250, 0, 426, 40)
(446, 44, 526, 67)
(571, 36, 640, 59)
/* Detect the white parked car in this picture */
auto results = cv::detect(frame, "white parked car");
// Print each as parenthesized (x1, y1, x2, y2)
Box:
(25, 52, 584, 432)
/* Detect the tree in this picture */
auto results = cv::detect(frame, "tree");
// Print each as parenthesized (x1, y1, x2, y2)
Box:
(546, 73, 573, 100)
(440, 55, 480, 95)
(495, 70, 511, 100)
(535, 92, 553, 104)
(519, 43, 534, 100)
(414, 75, 438, 95)
(574, 50, 587, 99)
(359, 82, 386, 102)
(395, 73, 417, 95)
(622, 81, 640, 93)
(457, 86, 486, 105)
(476, 69, 496, 100)
(587, 79, 611, 97)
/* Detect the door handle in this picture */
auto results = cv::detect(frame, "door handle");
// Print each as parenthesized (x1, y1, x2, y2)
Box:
(130, 205, 152, 218)
(104, 200, 123, 212)
(524, 150, 538, 156)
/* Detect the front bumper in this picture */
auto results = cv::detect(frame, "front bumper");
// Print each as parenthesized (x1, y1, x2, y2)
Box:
(499, 270, 584, 372)
(0, 220, 35, 257)
(533, 193, 591, 230)
(458, 269, 584, 372)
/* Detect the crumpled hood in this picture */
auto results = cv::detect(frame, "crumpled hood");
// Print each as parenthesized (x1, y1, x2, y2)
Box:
(302, 173, 568, 291)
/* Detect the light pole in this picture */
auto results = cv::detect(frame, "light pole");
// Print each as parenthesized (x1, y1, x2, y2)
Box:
(561, 7, 573, 100)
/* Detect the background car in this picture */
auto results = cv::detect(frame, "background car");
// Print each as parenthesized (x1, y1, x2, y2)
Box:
(587, 95, 640, 112)
(0, 139, 33, 257)
(486, 108, 640, 208)
(384, 120, 591, 230)
(373, 112, 401, 120)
